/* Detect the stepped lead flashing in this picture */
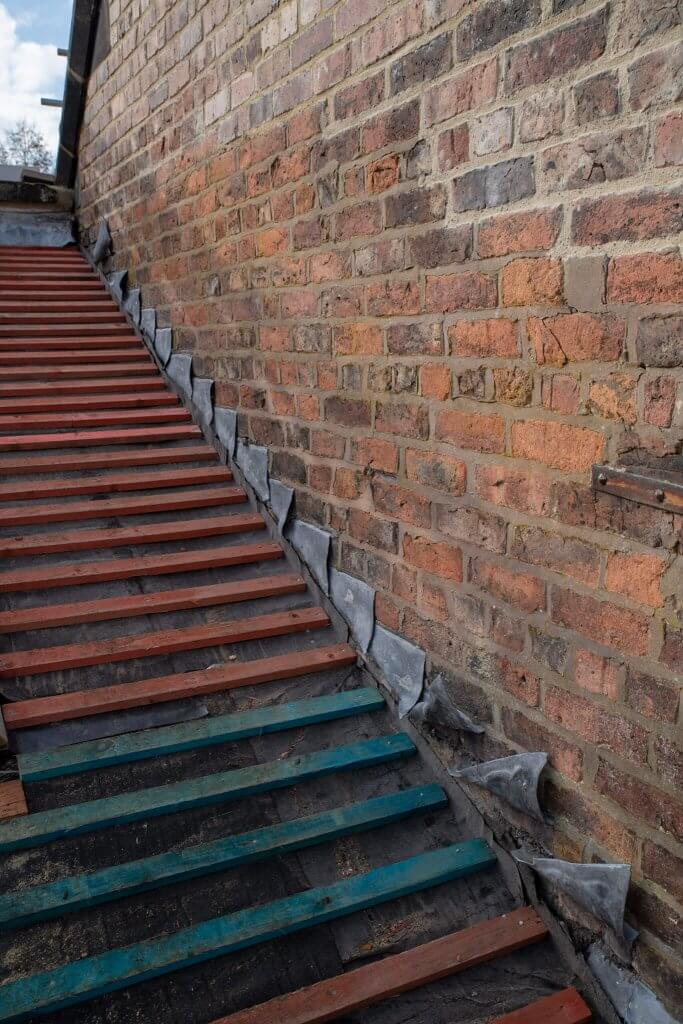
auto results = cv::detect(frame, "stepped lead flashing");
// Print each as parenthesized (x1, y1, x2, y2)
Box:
(411, 674, 484, 734)
(235, 439, 270, 502)
(214, 407, 237, 457)
(450, 753, 548, 822)
(370, 624, 425, 718)
(269, 479, 294, 532)
(91, 220, 111, 264)
(166, 352, 192, 400)
(286, 519, 331, 595)
(330, 568, 375, 654)
(154, 327, 172, 367)
(192, 377, 214, 427)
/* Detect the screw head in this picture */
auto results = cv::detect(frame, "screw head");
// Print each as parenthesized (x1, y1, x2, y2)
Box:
(654, 489, 665, 503)
(597, 473, 607, 485)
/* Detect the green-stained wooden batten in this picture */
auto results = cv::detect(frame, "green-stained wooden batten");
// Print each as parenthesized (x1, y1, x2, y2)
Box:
(18, 688, 385, 782)
(0, 840, 496, 1023)
(0, 734, 415, 853)
(0, 785, 447, 930)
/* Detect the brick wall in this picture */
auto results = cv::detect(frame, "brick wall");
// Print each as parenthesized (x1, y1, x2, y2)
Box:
(77, 0, 682, 1007)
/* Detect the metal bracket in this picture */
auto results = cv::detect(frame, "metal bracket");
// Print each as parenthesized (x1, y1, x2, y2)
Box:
(593, 463, 683, 515)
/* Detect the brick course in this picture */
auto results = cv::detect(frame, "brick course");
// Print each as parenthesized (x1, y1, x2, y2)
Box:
(78, 0, 683, 1004)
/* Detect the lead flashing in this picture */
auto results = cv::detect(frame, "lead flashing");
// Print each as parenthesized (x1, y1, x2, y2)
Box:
(369, 624, 425, 717)
(451, 752, 548, 822)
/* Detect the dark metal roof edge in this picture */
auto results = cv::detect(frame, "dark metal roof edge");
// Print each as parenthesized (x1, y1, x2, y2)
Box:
(55, 0, 101, 189)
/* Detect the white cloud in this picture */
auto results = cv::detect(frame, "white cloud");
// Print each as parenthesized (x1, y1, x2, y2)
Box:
(0, 3, 66, 158)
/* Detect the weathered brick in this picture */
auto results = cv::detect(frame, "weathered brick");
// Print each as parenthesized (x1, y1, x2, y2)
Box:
(574, 71, 620, 124)
(626, 667, 679, 723)
(545, 781, 636, 861)
(501, 258, 564, 307)
(588, 373, 638, 425)
(503, 708, 583, 781)
(403, 534, 463, 582)
(596, 761, 683, 843)
(389, 33, 452, 95)
(361, 100, 420, 154)
(424, 59, 498, 126)
(573, 190, 683, 245)
(518, 88, 565, 143)
(477, 208, 561, 258)
(355, 239, 405, 277)
(628, 41, 683, 111)
(376, 400, 429, 439)
(457, 0, 539, 59)
(499, 657, 541, 707)
(512, 525, 600, 586)
(642, 842, 683, 907)
(453, 157, 535, 213)
(644, 375, 676, 427)
(542, 374, 580, 415)
(426, 272, 497, 313)
(408, 226, 472, 269)
(406, 448, 466, 494)
(471, 558, 545, 612)
(655, 112, 683, 167)
(437, 125, 470, 171)
(334, 72, 384, 120)
(612, 253, 683, 307)
(574, 648, 619, 698)
(539, 128, 647, 192)
(546, 689, 648, 763)
(551, 587, 650, 656)
(367, 279, 421, 316)
(325, 395, 371, 426)
(504, 9, 608, 94)
(350, 437, 399, 473)
(385, 185, 447, 227)
(636, 316, 683, 373)
(366, 154, 400, 194)
(436, 408, 505, 454)
(348, 508, 399, 552)
(493, 368, 532, 407)
(420, 363, 452, 400)
(529, 313, 624, 365)
(512, 419, 604, 473)
(372, 477, 431, 526)
(449, 318, 519, 357)
(435, 504, 507, 553)
(476, 463, 553, 516)
(334, 201, 383, 241)
(333, 323, 383, 356)
(387, 322, 443, 355)
(661, 623, 683, 674)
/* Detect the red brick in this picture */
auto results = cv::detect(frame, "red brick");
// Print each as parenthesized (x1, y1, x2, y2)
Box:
(574, 649, 620, 698)
(572, 190, 683, 245)
(655, 112, 683, 167)
(426, 272, 497, 313)
(511, 419, 604, 473)
(334, 201, 382, 241)
(470, 558, 545, 614)
(376, 401, 429, 439)
(325, 396, 371, 426)
(405, 449, 466, 494)
(642, 842, 683, 906)
(551, 587, 650, 656)
(529, 313, 625, 365)
(334, 323, 383, 356)
(256, 226, 290, 256)
(607, 251, 683, 304)
(355, 240, 405, 278)
(501, 258, 564, 307)
(656, 735, 683, 790)
(661, 624, 683, 674)
(625, 668, 680, 724)
(420, 363, 451, 400)
(546, 781, 636, 861)
(595, 761, 683, 843)
(499, 658, 541, 708)
(309, 251, 352, 283)
(408, 226, 472, 270)
(605, 551, 668, 608)
(644, 375, 676, 427)
(387, 322, 442, 356)
(296, 393, 320, 421)
(361, 100, 420, 154)
(424, 58, 497, 126)
(385, 185, 447, 227)
(541, 374, 580, 415)
(311, 429, 345, 458)
(308, 464, 332, 492)
(502, 708, 583, 781)
(372, 477, 431, 526)
(504, 9, 608, 93)
(492, 607, 526, 653)
(435, 504, 507, 553)
(493, 368, 532, 407)
(260, 325, 292, 352)
(475, 463, 553, 517)
(449, 318, 519, 358)
(478, 208, 562, 258)
(333, 467, 364, 499)
(366, 154, 400, 194)
(512, 525, 600, 586)
(375, 592, 401, 630)
(588, 373, 638, 425)
(403, 534, 463, 582)
(366, 279, 421, 316)
(545, 688, 648, 764)
(350, 437, 399, 473)
(436, 125, 470, 171)
(418, 579, 450, 623)
(335, 72, 384, 120)
(628, 41, 683, 113)
(348, 508, 399, 552)
(436, 408, 505, 454)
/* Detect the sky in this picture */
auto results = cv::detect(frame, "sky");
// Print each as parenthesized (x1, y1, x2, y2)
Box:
(0, 0, 73, 158)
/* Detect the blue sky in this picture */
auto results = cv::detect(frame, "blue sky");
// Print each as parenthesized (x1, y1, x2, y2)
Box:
(0, 0, 73, 156)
